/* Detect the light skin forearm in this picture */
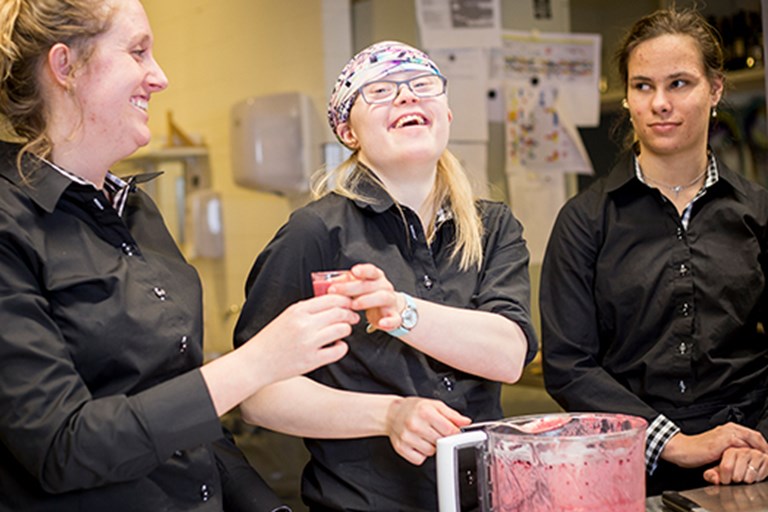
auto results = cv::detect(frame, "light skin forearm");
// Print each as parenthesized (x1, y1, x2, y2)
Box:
(662, 423, 768, 468)
(399, 298, 528, 383)
(199, 346, 279, 418)
(333, 264, 529, 384)
(241, 376, 471, 465)
(240, 377, 398, 438)
(659, 427, 768, 485)
(200, 294, 358, 417)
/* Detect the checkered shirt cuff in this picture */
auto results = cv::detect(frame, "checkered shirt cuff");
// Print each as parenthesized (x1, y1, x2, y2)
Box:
(645, 414, 680, 475)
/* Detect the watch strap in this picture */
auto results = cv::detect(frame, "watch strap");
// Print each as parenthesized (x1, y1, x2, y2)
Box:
(386, 292, 416, 338)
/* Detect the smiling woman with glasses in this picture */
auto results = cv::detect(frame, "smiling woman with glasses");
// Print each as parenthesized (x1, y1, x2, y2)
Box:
(234, 40, 538, 511)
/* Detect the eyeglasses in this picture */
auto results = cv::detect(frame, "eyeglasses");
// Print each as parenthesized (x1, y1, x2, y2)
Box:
(358, 74, 447, 104)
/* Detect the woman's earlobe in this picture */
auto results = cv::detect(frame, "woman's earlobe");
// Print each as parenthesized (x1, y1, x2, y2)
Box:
(47, 43, 73, 88)
(336, 123, 359, 149)
(711, 76, 725, 103)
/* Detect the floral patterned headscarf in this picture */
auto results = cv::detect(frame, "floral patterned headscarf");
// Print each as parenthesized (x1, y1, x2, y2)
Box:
(327, 40, 442, 147)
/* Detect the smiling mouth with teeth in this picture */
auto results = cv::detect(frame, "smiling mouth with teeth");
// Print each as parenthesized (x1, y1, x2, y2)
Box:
(393, 114, 427, 129)
(130, 98, 148, 112)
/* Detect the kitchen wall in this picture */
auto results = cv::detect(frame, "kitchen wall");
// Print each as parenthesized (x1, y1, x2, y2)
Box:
(139, 0, 334, 355)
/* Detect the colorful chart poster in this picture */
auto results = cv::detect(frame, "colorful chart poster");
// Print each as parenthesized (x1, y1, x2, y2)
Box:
(502, 30, 600, 174)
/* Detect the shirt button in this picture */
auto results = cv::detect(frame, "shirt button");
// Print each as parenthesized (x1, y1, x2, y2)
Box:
(680, 302, 691, 316)
(422, 275, 433, 289)
(679, 264, 689, 276)
(676, 227, 684, 240)
(200, 483, 210, 502)
(179, 336, 188, 353)
(678, 342, 687, 355)
(153, 287, 167, 300)
(679, 380, 687, 394)
(442, 376, 454, 391)
(121, 242, 136, 256)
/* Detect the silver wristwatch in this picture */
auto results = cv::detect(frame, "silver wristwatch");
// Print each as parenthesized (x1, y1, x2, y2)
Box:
(386, 292, 418, 337)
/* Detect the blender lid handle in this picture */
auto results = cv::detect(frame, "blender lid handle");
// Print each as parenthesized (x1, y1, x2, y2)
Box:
(436, 430, 488, 512)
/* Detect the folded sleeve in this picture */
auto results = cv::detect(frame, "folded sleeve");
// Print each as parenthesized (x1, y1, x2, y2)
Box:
(476, 203, 538, 364)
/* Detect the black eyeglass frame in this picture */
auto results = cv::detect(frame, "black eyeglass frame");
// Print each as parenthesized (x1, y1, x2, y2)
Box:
(357, 73, 448, 105)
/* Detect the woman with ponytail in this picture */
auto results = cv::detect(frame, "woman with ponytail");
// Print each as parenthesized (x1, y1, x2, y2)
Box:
(540, 7, 768, 495)
(234, 41, 538, 511)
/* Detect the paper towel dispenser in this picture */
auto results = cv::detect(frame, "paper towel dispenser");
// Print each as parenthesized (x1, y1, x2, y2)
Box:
(230, 92, 323, 195)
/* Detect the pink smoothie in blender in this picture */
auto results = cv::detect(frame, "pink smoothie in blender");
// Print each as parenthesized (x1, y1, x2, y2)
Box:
(486, 413, 646, 511)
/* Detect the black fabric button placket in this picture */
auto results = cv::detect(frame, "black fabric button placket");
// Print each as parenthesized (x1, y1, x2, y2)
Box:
(671, 221, 695, 398)
(178, 335, 188, 353)
(101, 189, 184, 364)
(152, 286, 167, 300)
(402, 209, 439, 297)
(120, 242, 138, 256)
(403, 208, 456, 398)
(200, 483, 211, 502)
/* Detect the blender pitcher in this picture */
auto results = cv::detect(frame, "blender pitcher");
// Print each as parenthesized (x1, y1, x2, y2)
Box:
(436, 413, 647, 512)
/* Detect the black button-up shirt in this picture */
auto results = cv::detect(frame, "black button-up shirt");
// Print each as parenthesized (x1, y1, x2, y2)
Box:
(234, 170, 537, 511)
(541, 151, 768, 437)
(0, 142, 285, 512)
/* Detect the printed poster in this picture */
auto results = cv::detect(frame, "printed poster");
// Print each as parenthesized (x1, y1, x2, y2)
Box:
(416, 0, 502, 49)
(502, 30, 601, 174)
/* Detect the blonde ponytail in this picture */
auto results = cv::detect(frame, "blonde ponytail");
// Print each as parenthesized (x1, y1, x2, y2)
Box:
(435, 150, 484, 271)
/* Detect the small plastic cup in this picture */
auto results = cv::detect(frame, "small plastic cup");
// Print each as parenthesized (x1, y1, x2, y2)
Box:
(311, 270, 353, 296)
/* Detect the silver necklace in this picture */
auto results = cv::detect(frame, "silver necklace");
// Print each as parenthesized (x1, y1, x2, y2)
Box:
(643, 169, 707, 198)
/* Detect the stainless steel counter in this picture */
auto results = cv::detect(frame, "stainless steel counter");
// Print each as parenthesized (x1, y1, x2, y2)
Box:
(646, 481, 768, 511)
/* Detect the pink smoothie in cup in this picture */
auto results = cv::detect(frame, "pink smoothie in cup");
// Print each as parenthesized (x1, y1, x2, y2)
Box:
(311, 270, 353, 296)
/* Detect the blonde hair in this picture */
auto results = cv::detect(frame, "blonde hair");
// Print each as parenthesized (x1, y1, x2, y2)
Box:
(0, 0, 113, 170)
(312, 149, 485, 271)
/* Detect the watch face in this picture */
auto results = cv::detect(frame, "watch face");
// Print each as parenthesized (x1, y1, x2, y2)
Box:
(402, 307, 418, 329)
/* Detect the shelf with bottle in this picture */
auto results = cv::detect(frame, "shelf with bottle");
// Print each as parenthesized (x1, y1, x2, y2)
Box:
(708, 9, 764, 76)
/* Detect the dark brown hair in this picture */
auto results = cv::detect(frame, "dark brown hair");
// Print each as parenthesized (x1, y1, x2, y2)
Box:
(615, 6, 725, 91)
(612, 6, 725, 149)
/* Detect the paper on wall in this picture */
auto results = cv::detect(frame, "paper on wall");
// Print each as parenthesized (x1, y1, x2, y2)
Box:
(505, 80, 592, 174)
(506, 170, 566, 265)
(416, 0, 502, 49)
(431, 48, 489, 142)
(486, 48, 505, 123)
(502, 30, 601, 127)
(449, 141, 490, 199)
